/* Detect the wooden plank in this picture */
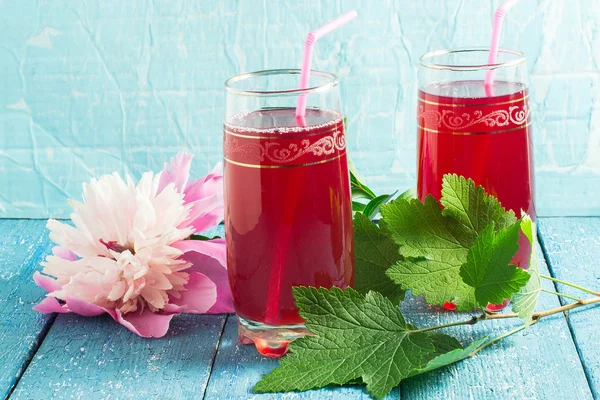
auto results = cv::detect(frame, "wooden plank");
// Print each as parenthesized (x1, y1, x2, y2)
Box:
(204, 314, 399, 399)
(0, 220, 56, 399)
(206, 234, 592, 399)
(203, 227, 398, 398)
(538, 217, 600, 398)
(400, 238, 593, 399)
(11, 223, 229, 399)
(11, 313, 227, 399)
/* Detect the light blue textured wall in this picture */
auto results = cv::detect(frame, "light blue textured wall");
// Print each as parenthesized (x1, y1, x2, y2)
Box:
(1, 0, 599, 218)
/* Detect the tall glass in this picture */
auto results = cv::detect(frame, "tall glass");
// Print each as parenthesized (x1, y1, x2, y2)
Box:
(223, 69, 354, 357)
(417, 49, 535, 310)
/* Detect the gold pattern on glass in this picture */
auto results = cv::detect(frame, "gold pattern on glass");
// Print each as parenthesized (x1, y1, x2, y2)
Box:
(224, 124, 341, 140)
(418, 94, 529, 108)
(417, 104, 530, 130)
(224, 153, 346, 169)
(418, 121, 531, 136)
(224, 130, 346, 164)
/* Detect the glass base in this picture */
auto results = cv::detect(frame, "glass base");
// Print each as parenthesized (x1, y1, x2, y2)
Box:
(442, 299, 511, 312)
(237, 316, 310, 358)
(486, 299, 511, 312)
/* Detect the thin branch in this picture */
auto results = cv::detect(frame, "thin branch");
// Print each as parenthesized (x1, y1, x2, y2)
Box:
(541, 288, 583, 303)
(541, 275, 600, 296)
(411, 317, 478, 333)
(411, 296, 600, 334)
(486, 296, 600, 321)
(469, 320, 539, 357)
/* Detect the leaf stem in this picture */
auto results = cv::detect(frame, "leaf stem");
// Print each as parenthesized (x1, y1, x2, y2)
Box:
(189, 234, 221, 241)
(487, 295, 600, 321)
(541, 275, 600, 296)
(468, 320, 538, 357)
(412, 296, 600, 334)
(411, 316, 479, 333)
(541, 288, 583, 303)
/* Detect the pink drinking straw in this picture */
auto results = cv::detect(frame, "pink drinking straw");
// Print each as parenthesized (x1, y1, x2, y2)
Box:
(264, 11, 357, 326)
(295, 10, 358, 124)
(484, 0, 521, 97)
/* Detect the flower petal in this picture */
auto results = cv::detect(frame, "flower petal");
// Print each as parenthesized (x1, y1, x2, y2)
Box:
(173, 239, 233, 313)
(158, 152, 194, 194)
(170, 272, 217, 313)
(163, 303, 186, 313)
(52, 246, 78, 261)
(114, 309, 178, 338)
(33, 271, 62, 293)
(47, 219, 100, 258)
(65, 296, 106, 317)
(173, 238, 226, 267)
(33, 296, 69, 314)
(180, 162, 224, 230)
(187, 209, 224, 234)
(184, 162, 223, 202)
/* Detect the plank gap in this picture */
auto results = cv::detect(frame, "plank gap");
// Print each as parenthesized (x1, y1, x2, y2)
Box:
(0, 220, 57, 399)
(537, 223, 597, 397)
(202, 313, 230, 400)
(398, 228, 593, 399)
(6, 314, 57, 400)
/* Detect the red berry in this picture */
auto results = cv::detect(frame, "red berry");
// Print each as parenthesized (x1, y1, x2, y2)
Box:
(253, 338, 290, 358)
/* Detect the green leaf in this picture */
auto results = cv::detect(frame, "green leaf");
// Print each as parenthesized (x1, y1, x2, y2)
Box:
(254, 287, 435, 399)
(354, 213, 405, 304)
(350, 170, 376, 200)
(397, 187, 417, 201)
(363, 191, 397, 220)
(352, 188, 374, 200)
(352, 200, 367, 213)
(512, 215, 541, 326)
(412, 336, 489, 376)
(383, 175, 519, 310)
(189, 234, 221, 240)
(440, 174, 517, 241)
(520, 212, 534, 243)
(383, 195, 477, 310)
(427, 331, 462, 357)
(460, 222, 530, 305)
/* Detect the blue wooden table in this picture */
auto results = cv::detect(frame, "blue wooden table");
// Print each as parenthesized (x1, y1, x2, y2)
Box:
(2, 218, 599, 399)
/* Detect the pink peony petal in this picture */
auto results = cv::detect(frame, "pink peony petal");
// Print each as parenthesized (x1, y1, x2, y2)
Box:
(205, 162, 222, 182)
(173, 238, 226, 270)
(33, 271, 62, 293)
(52, 246, 77, 261)
(33, 296, 69, 314)
(115, 308, 178, 338)
(181, 194, 224, 231)
(188, 209, 223, 234)
(184, 163, 223, 203)
(163, 303, 186, 313)
(65, 296, 106, 317)
(173, 239, 233, 314)
(178, 162, 224, 230)
(170, 272, 217, 313)
(158, 152, 194, 194)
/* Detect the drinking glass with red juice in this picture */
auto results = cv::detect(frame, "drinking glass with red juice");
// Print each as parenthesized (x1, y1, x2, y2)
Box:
(417, 49, 535, 311)
(223, 69, 354, 356)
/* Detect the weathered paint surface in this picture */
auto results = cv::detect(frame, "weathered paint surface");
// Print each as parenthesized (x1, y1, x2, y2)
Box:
(3, 220, 600, 398)
(0, 220, 54, 399)
(538, 218, 600, 399)
(1, 1, 599, 218)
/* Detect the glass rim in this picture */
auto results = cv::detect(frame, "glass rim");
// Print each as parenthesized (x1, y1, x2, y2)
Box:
(419, 48, 526, 71)
(224, 69, 338, 97)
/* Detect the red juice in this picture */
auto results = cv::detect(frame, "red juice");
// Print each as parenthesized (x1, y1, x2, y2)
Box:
(224, 108, 354, 326)
(417, 80, 535, 270)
